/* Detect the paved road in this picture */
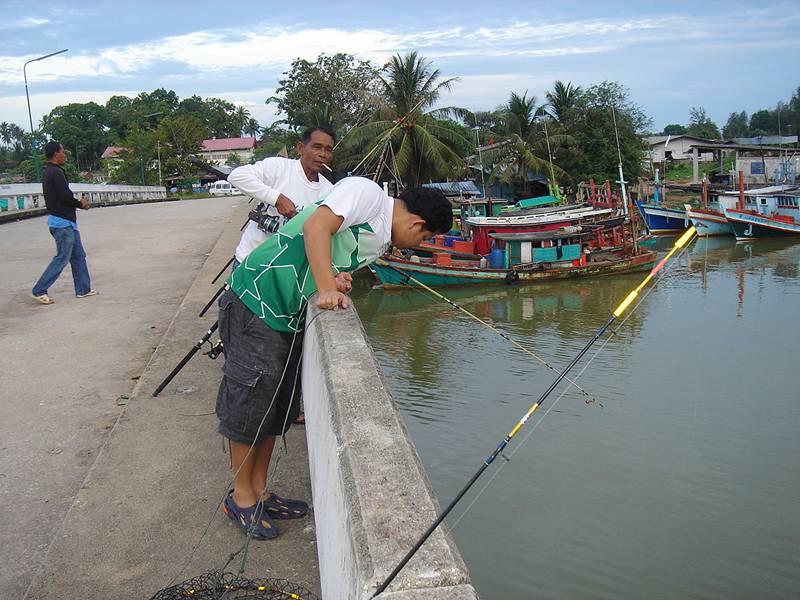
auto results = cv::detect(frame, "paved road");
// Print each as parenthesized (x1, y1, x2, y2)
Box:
(0, 198, 241, 599)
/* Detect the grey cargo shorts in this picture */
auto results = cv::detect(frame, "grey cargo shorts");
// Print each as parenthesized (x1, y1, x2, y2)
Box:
(215, 289, 303, 444)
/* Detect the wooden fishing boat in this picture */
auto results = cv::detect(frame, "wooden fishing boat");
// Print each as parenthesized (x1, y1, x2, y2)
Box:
(634, 199, 688, 234)
(372, 249, 656, 288)
(724, 190, 800, 239)
(465, 205, 616, 255)
(372, 219, 655, 288)
(684, 184, 791, 237)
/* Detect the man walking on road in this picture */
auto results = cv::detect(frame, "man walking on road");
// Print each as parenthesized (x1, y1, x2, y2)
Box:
(31, 140, 98, 305)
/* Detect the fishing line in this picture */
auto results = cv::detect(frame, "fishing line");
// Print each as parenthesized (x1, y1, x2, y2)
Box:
(166, 307, 322, 591)
(376, 261, 597, 402)
(445, 241, 693, 532)
(370, 227, 698, 597)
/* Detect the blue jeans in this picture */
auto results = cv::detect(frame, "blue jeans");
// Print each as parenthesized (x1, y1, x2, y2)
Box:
(32, 227, 92, 296)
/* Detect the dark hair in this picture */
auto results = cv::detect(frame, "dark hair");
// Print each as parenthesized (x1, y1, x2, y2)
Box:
(44, 140, 62, 159)
(301, 126, 336, 145)
(398, 187, 453, 235)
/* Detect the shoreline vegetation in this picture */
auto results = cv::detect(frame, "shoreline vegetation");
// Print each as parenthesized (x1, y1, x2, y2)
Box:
(1, 52, 797, 199)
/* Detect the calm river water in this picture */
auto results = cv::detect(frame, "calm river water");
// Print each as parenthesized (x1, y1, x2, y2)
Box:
(352, 236, 800, 599)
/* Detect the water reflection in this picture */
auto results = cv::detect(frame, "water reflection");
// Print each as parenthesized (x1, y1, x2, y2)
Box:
(350, 240, 800, 599)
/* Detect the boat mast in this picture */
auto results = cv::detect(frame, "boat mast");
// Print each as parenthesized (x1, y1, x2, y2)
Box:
(542, 118, 562, 202)
(611, 105, 629, 216)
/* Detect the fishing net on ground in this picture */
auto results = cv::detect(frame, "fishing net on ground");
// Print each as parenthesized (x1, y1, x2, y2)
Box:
(150, 570, 320, 600)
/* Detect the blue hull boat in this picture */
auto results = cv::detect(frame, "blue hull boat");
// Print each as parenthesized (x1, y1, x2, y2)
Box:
(634, 200, 689, 234)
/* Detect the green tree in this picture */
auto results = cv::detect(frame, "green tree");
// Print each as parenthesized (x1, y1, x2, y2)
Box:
(0, 122, 13, 146)
(480, 91, 570, 198)
(545, 80, 582, 126)
(722, 111, 749, 138)
(268, 53, 381, 136)
(557, 81, 650, 184)
(687, 106, 720, 139)
(662, 124, 688, 135)
(244, 117, 261, 138)
(109, 115, 206, 185)
(40, 102, 110, 170)
(749, 109, 776, 135)
(233, 106, 251, 136)
(345, 52, 470, 187)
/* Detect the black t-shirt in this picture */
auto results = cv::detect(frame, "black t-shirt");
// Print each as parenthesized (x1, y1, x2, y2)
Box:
(42, 163, 81, 222)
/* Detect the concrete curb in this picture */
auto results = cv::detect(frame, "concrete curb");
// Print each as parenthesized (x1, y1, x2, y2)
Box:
(303, 303, 478, 599)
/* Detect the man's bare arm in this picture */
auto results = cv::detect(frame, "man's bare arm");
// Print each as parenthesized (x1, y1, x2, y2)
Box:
(303, 206, 348, 309)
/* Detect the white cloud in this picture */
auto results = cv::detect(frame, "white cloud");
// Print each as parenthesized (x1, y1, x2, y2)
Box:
(0, 16, 49, 31)
(0, 15, 693, 87)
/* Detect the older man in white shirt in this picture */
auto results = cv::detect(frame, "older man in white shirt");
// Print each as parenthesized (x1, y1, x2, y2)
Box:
(228, 126, 335, 266)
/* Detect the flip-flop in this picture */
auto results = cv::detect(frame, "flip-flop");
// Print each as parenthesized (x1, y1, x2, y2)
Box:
(32, 293, 54, 305)
(260, 493, 309, 520)
(222, 491, 279, 539)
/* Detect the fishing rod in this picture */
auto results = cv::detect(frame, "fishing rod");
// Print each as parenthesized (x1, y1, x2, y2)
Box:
(370, 226, 698, 597)
(375, 260, 595, 400)
(199, 285, 227, 317)
(152, 321, 222, 397)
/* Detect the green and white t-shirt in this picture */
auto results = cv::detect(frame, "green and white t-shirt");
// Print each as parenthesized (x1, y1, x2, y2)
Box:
(228, 177, 393, 332)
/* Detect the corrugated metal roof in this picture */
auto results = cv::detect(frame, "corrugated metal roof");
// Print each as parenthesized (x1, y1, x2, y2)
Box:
(422, 181, 481, 196)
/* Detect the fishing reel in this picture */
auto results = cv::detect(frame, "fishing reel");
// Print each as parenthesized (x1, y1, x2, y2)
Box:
(248, 208, 283, 234)
(203, 340, 224, 360)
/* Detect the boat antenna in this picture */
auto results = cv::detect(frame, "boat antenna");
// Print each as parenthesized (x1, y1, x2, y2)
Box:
(542, 117, 562, 202)
(371, 227, 699, 597)
(611, 105, 629, 216)
(662, 134, 671, 205)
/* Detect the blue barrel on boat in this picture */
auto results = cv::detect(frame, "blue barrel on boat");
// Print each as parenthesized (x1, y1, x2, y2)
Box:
(488, 248, 505, 269)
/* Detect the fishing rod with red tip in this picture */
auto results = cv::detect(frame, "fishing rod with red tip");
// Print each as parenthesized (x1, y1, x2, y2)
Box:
(370, 226, 698, 597)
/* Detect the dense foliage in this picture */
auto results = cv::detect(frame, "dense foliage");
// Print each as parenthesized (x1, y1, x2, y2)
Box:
(2, 54, 797, 192)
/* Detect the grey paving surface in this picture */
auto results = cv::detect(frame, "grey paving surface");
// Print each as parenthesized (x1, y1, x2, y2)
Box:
(1, 197, 318, 599)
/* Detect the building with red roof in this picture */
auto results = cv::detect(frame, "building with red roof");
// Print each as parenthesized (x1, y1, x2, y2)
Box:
(199, 137, 256, 164)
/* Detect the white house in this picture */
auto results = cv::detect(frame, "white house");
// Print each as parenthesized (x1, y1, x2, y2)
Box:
(198, 137, 256, 164)
(645, 134, 717, 163)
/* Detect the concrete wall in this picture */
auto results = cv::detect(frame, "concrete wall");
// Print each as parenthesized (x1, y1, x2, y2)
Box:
(0, 183, 167, 212)
(302, 302, 479, 600)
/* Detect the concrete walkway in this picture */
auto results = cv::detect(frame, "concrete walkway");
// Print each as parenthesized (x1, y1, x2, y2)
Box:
(1, 198, 319, 599)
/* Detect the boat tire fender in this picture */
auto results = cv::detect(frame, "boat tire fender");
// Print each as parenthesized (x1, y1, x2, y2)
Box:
(505, 269, 519, 284)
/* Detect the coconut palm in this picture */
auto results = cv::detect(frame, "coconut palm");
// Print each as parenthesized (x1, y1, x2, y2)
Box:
(545, 80, 583, 126)
(243, 117, 261, 138)
(233, 106, 251, 137)
(0, 122, 12, 146)
(344, 51, 471, 188)
(481, 91, 571, 199)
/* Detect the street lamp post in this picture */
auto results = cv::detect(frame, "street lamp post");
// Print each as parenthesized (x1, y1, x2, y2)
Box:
(139, 111, 164, 185)
(23, 48, 68, 183)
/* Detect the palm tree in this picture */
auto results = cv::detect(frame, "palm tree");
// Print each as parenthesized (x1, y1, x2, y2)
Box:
(545, 80, 583, 126)
(0, 122, 12, 146)
(345, 52, 471, 188)
(244, 117, 261, 138)
(233, 106, 251, 137)
(481, 91, 570, 199)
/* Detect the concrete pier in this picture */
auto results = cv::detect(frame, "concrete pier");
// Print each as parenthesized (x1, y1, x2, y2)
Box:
(1, 196, 476, 599)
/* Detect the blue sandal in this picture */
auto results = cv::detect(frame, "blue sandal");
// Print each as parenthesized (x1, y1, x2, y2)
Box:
(223, 492, 279, 539)
(260, 493, 309, 520)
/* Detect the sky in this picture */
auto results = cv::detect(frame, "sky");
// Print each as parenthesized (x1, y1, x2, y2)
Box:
(1, 0, 799, 135)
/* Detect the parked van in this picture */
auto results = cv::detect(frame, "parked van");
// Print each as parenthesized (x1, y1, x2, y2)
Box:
(209, 180, 234, 196)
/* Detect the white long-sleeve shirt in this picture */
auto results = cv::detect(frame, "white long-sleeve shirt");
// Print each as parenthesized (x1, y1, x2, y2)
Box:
(229, 157, 333, 262)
